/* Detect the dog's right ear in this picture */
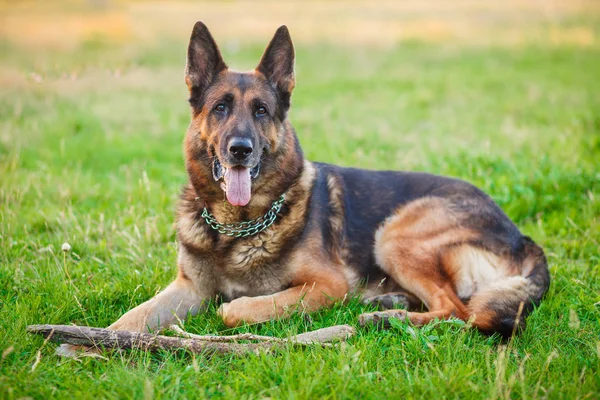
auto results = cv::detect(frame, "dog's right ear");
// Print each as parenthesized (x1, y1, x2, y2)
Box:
(185, 21, 227, 95)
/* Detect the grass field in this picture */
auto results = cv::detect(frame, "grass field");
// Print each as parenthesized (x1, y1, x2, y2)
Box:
(1, 1, 599, 398)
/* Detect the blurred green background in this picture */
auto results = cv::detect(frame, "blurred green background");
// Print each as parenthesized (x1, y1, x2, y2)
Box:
(1, 1, 599, 398)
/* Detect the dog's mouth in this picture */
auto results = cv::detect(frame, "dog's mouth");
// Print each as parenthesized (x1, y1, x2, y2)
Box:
(212, 158, 261, 207)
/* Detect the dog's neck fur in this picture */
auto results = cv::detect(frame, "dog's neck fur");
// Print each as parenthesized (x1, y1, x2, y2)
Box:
(187, 120, 304, 224)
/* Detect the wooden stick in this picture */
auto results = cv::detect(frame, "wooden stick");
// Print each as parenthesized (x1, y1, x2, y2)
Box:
(169, 325, 288, 343)
(169, 324, 355, 346)
(28, 325, 267, 355)
(291, 324, 355, 344)
(27, 324, 355, 356)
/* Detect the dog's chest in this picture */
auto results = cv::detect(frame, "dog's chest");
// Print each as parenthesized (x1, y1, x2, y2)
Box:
(218, 261, 290, 301)
(218, 269, 287, 301)
(217, 235, 292, 301)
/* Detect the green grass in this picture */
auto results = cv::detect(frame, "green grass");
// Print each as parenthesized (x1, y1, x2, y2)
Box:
(1, 17, 600, 400)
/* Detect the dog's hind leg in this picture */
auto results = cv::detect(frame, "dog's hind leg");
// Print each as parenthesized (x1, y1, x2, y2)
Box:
(358, 197, 549, 335)
(358, 283, 468, 328)
(359, 197, 473, 328)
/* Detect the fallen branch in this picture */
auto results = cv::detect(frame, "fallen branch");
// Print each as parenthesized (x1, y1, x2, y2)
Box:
(169, 324, 355, 346)
(27, 324, 355, 356)
(169, 325, 289, 344)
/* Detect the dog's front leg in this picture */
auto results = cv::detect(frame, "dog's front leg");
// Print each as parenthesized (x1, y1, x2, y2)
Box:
(218, 271, 348, 327)
(108, 246, 215, 332)
(56, 274, 210, 357)
(107, 275, 207, 332)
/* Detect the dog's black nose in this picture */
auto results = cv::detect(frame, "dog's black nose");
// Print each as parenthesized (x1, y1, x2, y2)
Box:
(228, 138, 253, 161)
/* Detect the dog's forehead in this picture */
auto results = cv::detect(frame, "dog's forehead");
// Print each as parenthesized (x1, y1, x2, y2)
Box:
(222, 71, 261, 90)
(210, 71, 275, 102)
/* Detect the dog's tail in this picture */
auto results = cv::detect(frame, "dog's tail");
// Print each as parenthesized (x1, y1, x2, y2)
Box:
(468, 237, 550, 337)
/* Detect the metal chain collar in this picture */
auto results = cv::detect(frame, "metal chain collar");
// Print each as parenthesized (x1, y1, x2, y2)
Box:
(201, 195, 285, 238)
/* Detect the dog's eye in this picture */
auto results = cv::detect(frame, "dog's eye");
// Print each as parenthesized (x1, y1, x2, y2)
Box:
(255, 106, 267, 117)
(214, 104, 227, 113)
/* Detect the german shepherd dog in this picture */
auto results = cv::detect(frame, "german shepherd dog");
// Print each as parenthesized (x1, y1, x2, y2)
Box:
(106, 22, 550, 338)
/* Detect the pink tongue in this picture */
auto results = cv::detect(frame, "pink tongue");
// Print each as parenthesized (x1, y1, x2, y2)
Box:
(224, 167, 252, 206)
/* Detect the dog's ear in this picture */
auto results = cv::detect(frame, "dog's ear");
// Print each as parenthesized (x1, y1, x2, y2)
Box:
(256, 25, 295, 98)
(185, 21, 227, 94)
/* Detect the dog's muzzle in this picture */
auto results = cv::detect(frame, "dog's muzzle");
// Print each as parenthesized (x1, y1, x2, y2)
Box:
(212, 158, 260, 182)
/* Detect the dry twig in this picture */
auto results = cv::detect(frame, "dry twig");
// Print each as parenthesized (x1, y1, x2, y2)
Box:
(169, 324, 355, 346)
(27, 324, 355, 356)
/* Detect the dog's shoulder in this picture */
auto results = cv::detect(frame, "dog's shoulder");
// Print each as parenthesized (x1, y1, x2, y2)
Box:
(175, 183, 216, 252)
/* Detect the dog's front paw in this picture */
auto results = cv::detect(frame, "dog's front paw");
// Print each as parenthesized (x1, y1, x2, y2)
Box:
(216, 302, 228, 317)
(217, 299, 243, 327)
(218, 297, 267, 327)
(107, 305, 154, 333)
(107, 318, 148, 332)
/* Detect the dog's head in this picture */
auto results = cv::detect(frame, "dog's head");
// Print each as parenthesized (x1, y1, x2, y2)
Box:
(184, 22, 296, 207)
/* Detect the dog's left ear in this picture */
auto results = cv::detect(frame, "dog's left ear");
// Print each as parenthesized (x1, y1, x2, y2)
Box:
(256, 26, 295, 100)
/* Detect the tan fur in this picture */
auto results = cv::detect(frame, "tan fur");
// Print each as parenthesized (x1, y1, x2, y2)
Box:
(444, 245, 513, 299)
(108, 274, 204, 332)
(325, 173, 347, 265)
(360, 197, 538, 328)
